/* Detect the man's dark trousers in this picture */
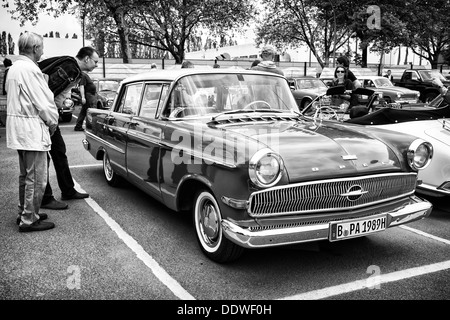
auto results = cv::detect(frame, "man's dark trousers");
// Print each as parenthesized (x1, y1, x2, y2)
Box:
(43, 126, 76, 203)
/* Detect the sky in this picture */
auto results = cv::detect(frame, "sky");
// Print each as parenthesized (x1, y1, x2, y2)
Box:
(0, 4, 83, 58)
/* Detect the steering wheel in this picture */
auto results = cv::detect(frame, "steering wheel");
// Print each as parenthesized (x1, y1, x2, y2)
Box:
(243, 100, 271, 110)
(313, 106, 339, 123)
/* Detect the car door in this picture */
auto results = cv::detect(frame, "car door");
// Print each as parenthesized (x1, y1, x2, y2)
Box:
(103, 82, 144, 178)
(126, 82, 170, 199)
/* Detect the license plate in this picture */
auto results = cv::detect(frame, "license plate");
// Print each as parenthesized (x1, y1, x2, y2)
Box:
(329, 214, 387, 241)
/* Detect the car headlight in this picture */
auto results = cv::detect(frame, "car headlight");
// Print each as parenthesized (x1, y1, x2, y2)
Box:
(407, 139, 433, 171)
(376, 92, 383, 99)
(397, 92, 402, 98)
(63, 98, 74, 108)
(249, 148, 284, 188)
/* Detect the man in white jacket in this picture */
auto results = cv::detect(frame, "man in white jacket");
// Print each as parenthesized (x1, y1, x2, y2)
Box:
(6, 32, 59, 232)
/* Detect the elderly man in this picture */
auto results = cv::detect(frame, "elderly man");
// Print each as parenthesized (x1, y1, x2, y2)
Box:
(6, 32, 59, 232)
(251, 45, 284, 76)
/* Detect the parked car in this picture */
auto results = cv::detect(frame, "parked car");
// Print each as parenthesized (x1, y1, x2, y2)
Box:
(71, 78, 122, 110)
(303, 86, 449, 198)
(82, 69, 433, 263)
(287, 76, 329, 110)
(359, 76, 420, 104)
(58, 97, 75, 123)
(93, 78, 122, 109)
(393, 69, 450, 103)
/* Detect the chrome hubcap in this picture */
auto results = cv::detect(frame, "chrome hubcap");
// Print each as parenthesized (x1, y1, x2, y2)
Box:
(200, 200, 219, 242)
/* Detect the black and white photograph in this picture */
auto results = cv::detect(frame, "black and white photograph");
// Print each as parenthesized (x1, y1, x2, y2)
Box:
(1, 0, 449, 313)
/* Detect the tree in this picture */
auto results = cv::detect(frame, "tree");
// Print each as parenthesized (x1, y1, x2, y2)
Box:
(400, 0, 450, 69)
(255, 0, 354, 68)
(123, 0, 256, 64)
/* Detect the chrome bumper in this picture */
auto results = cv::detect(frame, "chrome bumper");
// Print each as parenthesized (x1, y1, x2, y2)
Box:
(221, 195, 432, 249)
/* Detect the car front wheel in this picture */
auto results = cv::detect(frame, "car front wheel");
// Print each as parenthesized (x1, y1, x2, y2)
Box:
(193, 190, 244, 263)
(103, 151, 121, 187)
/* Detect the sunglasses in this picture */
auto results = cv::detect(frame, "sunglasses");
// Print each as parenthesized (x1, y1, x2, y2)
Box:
(336, 70, 345, 73)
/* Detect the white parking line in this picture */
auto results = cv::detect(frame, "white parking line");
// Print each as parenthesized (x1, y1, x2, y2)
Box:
(400, 225, 450, 245)
(279, 260, 450, 300)
(70, 164, 103, 169)
(280, 225, 450, 300)
(72, 180, 195, 300)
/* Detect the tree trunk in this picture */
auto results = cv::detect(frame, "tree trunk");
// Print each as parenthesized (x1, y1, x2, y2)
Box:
(397, 46, 401, 65)
(404, 49, 409, 65)
(107, 6, 132, 63)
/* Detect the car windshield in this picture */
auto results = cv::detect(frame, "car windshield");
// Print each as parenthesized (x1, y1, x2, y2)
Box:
(418, 70, 447, 81)
(98, 80, 121, 92)
(162, 73, 299, 119)
(374, 78, 393, 87)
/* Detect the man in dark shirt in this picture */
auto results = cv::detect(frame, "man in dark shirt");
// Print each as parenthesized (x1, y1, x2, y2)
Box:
(74, 47, 99, 131)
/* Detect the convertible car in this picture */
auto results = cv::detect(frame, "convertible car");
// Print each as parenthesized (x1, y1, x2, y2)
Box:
(82, 69, 433, 263)
(303, 86, 450, 198)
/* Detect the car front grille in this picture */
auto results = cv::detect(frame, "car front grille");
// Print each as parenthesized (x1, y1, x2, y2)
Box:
(396, 94, 418, 101)
(248, 173, 417, 217)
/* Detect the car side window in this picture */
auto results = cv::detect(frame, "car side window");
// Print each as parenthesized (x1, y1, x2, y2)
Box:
(140, 84, 163, 118)
(116, 83, 143, 115)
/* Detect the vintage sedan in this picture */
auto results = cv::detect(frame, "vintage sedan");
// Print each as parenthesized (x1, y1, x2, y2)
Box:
(287, 76, 329, 110)
(82, 69, 433, 263)
(93, 78, 122, 109)
(360, 76, 420, 104)
(303, 87, 450, 198)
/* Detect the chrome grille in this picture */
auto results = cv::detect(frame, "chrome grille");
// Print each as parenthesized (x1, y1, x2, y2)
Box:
(248, 173, 417, 217)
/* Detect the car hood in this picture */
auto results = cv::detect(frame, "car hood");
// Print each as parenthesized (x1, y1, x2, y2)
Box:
(206, 118, 402, 182)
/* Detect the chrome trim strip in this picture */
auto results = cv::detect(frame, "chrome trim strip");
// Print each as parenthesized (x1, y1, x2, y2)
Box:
(222, 196, 432, 248)
(85, 131, 125, 154)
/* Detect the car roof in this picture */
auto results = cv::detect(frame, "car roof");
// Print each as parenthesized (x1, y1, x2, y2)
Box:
(121, 68, 286, 84)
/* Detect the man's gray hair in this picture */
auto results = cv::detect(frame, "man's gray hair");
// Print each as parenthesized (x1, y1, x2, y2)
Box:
(18, 32, 43, 55)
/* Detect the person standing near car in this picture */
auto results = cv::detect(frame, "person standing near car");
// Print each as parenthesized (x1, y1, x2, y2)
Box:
(336, 55, 361, 89)
(74, 47, 99, 132)
(251, 45, 284, 76)
(6, 32, 59, 232)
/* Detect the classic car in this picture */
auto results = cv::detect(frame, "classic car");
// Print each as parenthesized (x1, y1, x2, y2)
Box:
(94, 78, 122, 109)
(58, 97, 75, 123)
(360, 76, 420, 104)
(303, 86, 449, 198)
(287, 76, 329, 110)
(71, 78, 122, 110)
(82, 69, 433, 263)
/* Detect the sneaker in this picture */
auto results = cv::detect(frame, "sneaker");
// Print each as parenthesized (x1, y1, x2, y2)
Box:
(19, 220, 55, 232)
(61, 191, 89, 200)
(16, 213, 48, 225)
(41, 198, 68, 210)
(74, 127, 84, 131)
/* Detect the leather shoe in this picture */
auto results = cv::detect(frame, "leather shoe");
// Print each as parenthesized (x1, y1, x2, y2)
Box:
(19, 220, 54, 232)
(74, 127, 84, 131)
(61, 191, 89, 200)
(41, 198, 68, 210)
(16, 213, 48, 225)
